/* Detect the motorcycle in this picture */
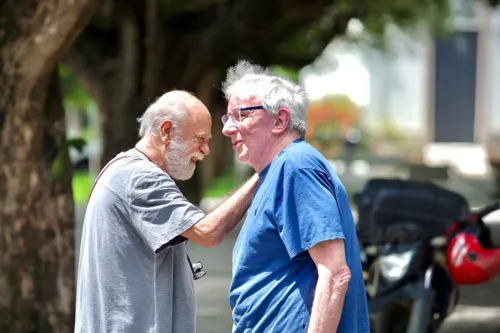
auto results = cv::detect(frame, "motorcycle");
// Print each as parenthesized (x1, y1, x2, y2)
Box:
(355, 178, 500, 333)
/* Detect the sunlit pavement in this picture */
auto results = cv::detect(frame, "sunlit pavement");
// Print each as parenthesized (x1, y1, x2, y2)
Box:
(440, 305, 500, 332)
(188, 234, 236, 333)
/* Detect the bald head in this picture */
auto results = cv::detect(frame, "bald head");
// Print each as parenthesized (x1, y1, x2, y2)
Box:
(138, 90, 208, 138)
(134, 90, 212, 180)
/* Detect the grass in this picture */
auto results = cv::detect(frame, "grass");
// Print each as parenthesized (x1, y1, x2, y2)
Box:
(72, 170, 92, 205)
(203, 170, 244, 198)
(71, 168, 241, 205)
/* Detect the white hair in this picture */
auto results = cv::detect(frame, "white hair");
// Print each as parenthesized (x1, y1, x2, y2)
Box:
(137, 90, 193, 137)
(222, 60, 309, 138)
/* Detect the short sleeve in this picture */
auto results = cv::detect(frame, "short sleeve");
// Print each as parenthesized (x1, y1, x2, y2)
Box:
(276, 168, 345, 259)
(127, 166, 205, 253)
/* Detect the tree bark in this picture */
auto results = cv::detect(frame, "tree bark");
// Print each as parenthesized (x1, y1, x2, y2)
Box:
(0, 0, 98, 331)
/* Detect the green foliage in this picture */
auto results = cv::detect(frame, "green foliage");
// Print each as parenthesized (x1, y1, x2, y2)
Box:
(71, 167, 244, 202)
(162, 0, 226, 13)
(203, 169, 244, 198)
(59, 64, 94, 112)
(73, 170, 92, 205)
(354, 0, 450, 49)
(275, 21, 317, 59)
(80, 127, 96, 141)
(51, 137, 87, 179)
(371, 116, 408, 144)
(270, 66, 300, 82)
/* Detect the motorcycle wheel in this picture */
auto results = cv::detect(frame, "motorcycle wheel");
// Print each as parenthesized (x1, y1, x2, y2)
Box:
(373, 302, 436, 333)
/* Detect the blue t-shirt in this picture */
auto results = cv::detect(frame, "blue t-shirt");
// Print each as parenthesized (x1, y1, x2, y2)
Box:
(229, 139, 370, 333)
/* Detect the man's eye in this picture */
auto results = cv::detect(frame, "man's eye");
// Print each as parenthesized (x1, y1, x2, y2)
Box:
(240, 110, 252, 117)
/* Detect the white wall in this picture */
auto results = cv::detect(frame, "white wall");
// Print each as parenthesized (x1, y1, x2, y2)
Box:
(300, 24, 428, 134)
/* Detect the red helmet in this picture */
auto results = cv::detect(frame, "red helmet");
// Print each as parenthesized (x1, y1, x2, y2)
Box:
(446, 232, 500, 285)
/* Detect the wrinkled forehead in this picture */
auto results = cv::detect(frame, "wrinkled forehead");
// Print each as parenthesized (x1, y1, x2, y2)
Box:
(181, 99, 212, 135)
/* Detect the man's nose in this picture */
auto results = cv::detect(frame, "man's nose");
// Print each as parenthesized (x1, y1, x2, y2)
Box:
(200, 141, 210, 156)
(222, 118, 237, 137)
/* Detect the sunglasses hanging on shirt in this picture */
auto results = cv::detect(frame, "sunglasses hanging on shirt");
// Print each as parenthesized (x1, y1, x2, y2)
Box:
(187, 255, 206, 280)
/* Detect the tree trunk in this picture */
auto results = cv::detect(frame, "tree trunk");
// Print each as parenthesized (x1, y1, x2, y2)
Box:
(98, 91, 144, 167)
(0, 70, 76, 333)
(0, 0, 98, 331)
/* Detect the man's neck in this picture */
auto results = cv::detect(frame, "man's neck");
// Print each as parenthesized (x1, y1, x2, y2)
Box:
(255, 132, 301, 173)
(134, 137, 167, 172)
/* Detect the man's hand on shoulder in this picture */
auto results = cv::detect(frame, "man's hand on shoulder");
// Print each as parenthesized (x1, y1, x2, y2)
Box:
(182, 173, 259, 247)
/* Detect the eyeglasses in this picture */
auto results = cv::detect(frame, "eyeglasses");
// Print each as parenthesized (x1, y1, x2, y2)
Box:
(221, 105, 265, 125)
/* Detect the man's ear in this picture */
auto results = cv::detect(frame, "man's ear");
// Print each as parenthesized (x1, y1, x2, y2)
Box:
(271, 108, 291, 135)
(159, 120, 173, 144)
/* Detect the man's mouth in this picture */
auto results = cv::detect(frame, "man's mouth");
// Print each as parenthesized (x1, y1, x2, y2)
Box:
(233, 141, 243, 148)
(190, 157, 198, 164)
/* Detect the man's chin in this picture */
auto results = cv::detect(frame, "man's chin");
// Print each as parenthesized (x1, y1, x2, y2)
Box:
(171, 167, 195, 181)
(236, 152, 249, 163)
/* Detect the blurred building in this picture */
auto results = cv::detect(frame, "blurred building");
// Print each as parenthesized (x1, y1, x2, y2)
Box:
(300, 0, 500, 177)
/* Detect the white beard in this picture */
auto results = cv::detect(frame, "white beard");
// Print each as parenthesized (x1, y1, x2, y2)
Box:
(165, 137, 201, 180)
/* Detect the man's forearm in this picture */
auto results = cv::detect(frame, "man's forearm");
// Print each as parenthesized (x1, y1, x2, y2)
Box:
(198, 173, 258, 244)
(307, 270, 351, 333)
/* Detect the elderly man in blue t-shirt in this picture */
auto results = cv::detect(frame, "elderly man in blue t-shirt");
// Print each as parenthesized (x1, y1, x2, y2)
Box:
(220, 60, 370, 333)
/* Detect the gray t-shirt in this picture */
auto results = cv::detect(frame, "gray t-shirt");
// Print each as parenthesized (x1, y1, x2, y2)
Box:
(75, 150, 205, 333)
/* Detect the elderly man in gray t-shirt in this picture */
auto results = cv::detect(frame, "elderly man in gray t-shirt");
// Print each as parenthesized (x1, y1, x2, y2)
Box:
(75, 90, 258, 333)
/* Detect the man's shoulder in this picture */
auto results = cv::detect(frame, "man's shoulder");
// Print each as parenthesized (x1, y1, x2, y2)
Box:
(98, 153, 173, 195)
(278, 141, 332, 177)
(110, 153, 168, 180)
